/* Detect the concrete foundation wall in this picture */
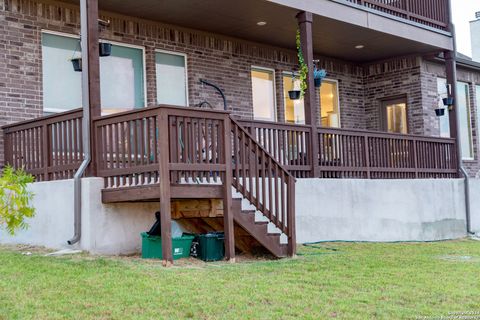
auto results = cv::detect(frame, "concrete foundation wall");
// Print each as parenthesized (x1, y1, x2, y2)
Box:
(296, 179, 468, 243)
(0, 178, 158, 254)
(467, 179, 480, 234)
(1, 177, 477, 254)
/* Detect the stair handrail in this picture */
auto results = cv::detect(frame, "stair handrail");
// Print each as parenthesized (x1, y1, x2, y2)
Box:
(230, 116, 296, 256)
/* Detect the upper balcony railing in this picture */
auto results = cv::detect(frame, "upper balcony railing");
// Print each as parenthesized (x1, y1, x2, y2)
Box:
(344, 0, 450, 31)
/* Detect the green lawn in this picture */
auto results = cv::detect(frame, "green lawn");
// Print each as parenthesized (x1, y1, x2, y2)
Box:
(0, 240, 479, 319)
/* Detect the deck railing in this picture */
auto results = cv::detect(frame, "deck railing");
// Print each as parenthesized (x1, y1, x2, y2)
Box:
(3, 110, 458, 181)
(3, 109, 83, 181)
(239, 120, 458, 179)
(231, 118, 295, 248)
(94, 106, 230, 190)
(344, 0, 450, 31)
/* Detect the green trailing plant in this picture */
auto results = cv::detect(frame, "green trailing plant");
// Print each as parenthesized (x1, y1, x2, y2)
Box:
(0, 166, 35, 235)
(296, 29, 308, 98)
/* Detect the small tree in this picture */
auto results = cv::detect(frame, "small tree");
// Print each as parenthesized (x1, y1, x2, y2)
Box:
(0, 166, 35, 235)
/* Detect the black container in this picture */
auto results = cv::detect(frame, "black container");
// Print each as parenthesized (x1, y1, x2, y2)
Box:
(442, 97, 454, 106)
(288, 90, 301, 100)
(314, 78, 322, 88)
(99, 42, 112, 57)
(71, 58, 82, 72)
(435, 108, 445, 116)
(194, 232, 225, 262)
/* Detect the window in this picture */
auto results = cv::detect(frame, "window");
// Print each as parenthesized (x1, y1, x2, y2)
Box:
(283, 73, 305, 124)
(156, 51, 188, 106)
(381, 98, 408, 134)
(437, 78, 450, 138)
(100, 44, 145, 114)
(283, 76, 340, 127)
(42, 33, 82, 113)
(457, 82, 473, 160)
(41, 32, 145, 115)
(251, 68, 276, 121)
(320, 80, 340, 127)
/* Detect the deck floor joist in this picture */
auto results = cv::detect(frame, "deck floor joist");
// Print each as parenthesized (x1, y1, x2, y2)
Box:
(102, 184, 224, 203)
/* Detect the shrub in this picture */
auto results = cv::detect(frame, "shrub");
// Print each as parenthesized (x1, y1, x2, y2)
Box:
(0, 166, 35, 235)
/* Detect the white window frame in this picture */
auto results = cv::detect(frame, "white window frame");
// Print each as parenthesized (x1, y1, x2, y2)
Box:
(458, 81, 474, 161)
(251, 66, 277, 122)
(436, 77, 451, 138)
(155, 49, 189, 107)
(41, 30, 147, 113)
(320, 78, 341, 128)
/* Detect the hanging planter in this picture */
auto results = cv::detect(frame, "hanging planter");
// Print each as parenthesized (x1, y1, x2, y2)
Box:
(288, 72, 301, 100)
(313, 68, 327, 88)
(69, 39, 82, 72)
(435, 108, 445, 117)
(70, 57, 82, 72)
(99, 42, 112, 57)
(288, 90, 301, 100)
(296, 29, 308, 98)
(442, 97, 454, 106)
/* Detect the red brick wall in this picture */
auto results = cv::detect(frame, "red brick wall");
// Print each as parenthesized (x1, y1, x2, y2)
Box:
(363, 56, 426, 135)
(0, 0, 365, 165)
(3, 0, 480, 177)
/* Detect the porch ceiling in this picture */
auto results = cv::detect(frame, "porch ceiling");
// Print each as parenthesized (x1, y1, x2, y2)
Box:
(90, 0, 444, 62)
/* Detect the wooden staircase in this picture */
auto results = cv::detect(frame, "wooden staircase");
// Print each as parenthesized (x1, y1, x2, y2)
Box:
(91, 105, 296, 261)
(230, 117, 296, 258)
(232, 198, 288, 257)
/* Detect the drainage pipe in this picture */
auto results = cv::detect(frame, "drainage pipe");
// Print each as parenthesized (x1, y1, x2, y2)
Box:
(199, 79, 227, 111)
(68, 0, 91, 245)
(460, 167, 473, 235)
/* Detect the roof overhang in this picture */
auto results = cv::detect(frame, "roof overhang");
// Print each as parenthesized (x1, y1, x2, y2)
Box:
(69, 0, 454, 62)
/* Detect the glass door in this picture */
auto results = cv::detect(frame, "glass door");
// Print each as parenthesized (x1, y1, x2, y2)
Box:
(382, 98, 408, 134)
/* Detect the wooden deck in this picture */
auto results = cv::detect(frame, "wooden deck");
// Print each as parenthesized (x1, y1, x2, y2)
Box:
(2, 104, 460, 262)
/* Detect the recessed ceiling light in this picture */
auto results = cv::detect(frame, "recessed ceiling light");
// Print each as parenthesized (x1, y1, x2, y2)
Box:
(257, 21, 267, 26)
(355, 44, 365, 49)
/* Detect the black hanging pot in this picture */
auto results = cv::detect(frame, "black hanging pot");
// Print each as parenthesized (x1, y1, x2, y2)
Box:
(442, 97, 454, 106)
(314, 78, 322, 88)
(99, 42, 112, 57)
(288, 90, 301, 100)
(71, 58, 82, 72)
(435, 108, 445, 117)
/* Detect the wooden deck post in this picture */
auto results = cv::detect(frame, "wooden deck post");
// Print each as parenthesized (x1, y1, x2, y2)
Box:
(158, 109, 173, 265)
(297, 11, 319, 177)
(287, 175, 296, 256)
(81, 0, 101, 177)
(223, 115, 236, 262)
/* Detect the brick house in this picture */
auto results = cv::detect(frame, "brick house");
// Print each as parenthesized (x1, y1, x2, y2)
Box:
(1, 0, 480, 263)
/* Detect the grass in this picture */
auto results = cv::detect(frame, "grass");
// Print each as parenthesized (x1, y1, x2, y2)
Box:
(0, 240, 479, 319)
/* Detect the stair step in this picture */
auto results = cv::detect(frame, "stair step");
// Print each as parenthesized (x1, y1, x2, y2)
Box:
(232, 192, 288, 258)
